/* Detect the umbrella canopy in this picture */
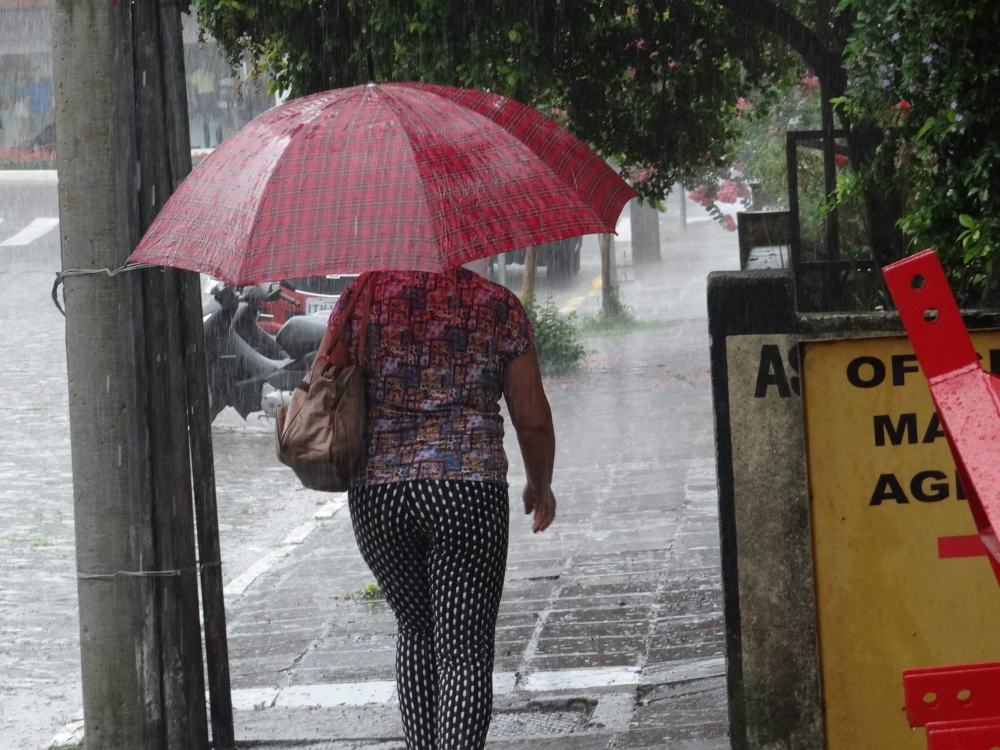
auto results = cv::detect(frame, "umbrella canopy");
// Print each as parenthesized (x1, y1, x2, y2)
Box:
(129, 82, 636, 286)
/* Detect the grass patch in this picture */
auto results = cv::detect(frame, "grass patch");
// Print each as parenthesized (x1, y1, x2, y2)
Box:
(347, 583, 385, 601)
(523, 299, 588, 375)
(580, 310, 662, 336)
(579, 289, 661, 336)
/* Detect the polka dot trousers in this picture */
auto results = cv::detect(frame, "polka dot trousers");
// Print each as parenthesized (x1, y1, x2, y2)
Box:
(349, 480, 509, 750)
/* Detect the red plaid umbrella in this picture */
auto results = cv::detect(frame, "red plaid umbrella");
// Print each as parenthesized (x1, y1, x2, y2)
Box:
(129, 83, 635, 286)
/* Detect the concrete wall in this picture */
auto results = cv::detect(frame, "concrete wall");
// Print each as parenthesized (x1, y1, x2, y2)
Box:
(725, 333, 823, 748)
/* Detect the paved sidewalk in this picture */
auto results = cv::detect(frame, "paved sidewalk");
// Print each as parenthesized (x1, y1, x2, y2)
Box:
(222, 220, 738, 748)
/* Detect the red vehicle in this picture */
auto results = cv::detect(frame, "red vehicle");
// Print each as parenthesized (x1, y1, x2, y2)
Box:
(256, 274, 359, 335)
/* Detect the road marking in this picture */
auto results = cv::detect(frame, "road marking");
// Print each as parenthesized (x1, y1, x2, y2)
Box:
(278, 681, 397, 708)
(223, 495, 346, 600)
(0, 170, 57, 183)
(522, 666, 640, 692)
(560, 296, 585, 314)
(1, 217, 59, 246)
(224, 657, 723, 712)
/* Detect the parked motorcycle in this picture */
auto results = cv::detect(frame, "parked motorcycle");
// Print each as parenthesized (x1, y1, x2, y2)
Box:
(202, 279, 329, 421)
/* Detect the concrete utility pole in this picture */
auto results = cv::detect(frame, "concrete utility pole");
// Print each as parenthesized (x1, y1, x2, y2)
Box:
(54, 1, 228, 748)
(53, 3, 147, 745)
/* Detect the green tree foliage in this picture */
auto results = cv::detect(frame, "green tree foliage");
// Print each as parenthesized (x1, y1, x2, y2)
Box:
(190, 0, 793, 203)
(842, 0, 1000, 303)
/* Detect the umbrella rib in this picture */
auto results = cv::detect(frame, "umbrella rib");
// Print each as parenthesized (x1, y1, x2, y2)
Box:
(239, 89, 366, 282)
(370, 87, 448, 265)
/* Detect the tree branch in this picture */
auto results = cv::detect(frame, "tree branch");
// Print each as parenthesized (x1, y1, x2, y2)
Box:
(716, 0, 847, 96)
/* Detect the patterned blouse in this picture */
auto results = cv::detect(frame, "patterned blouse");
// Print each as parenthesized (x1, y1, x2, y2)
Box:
(330, 269, 535, 485)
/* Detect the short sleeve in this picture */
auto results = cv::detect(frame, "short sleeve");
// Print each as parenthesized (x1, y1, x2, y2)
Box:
(327, 277, 359, 335)
(498, 288, 535, 362)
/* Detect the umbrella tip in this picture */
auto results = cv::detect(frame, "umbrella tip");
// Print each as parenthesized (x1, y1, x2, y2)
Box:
(367, 82, 377, 88)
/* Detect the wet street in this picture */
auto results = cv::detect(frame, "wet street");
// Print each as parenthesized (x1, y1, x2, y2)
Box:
(0, 175, 739, 749)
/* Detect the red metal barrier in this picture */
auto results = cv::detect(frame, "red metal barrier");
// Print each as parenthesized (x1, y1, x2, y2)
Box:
(883, 249, 1000, 748)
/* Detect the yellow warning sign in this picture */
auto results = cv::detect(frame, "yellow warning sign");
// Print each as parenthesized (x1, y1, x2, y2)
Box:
(802, 334, 1000, 750)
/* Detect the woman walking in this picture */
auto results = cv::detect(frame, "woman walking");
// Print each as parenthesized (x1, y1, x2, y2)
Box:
(330, 267, 557, 750)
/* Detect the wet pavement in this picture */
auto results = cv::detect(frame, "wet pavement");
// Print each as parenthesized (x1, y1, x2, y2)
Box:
(0, 176, 739, 749)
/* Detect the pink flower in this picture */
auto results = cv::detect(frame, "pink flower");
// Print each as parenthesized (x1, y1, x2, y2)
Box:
(627, 5, 638, 18)
(636, 38, 646, 50)
(626, 67, 636, 79)
(632, 165, 657, 184)
(687, 185, 715, 208)
(716, 180, 739, 204)
(736, 97, 753, 111)
(803, 75, 820, 90)
(649, 51, 659, 59)
(667, 57, 677, 69)
(721, 215, 737, 232)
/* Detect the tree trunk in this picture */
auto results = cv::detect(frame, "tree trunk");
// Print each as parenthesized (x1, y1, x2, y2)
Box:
(630, 198, 661, 264)
(521, 246, 537, 303)
(600, 233, 619, 316)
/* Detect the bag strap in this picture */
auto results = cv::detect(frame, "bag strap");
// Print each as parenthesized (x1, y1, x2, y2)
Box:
(318, 272, 377, 364)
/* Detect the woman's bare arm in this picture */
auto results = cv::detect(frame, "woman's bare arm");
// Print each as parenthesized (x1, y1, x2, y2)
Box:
(503, 349, 557, 532)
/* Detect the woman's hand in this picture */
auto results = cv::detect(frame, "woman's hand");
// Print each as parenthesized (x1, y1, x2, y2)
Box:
(523, 484, 556, 533)
(504, 350, 557, 534)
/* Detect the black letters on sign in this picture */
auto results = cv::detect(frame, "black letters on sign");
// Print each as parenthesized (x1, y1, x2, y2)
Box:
(755, 344, 791, 398)
(870, 473, 909, 505)
(891, 354, 920, 386)
(922, 413, 946, 444)
(910, 471, 950, 502)
(873, 414, 917, 446)
(990, 349, 1000, 376)
(847, 356, 886, 388)
(787, 345, 801, 395)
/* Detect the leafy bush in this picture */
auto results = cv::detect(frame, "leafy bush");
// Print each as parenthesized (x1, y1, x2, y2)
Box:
(843, 0, 1000, 304)
(523, 299, 587, 375)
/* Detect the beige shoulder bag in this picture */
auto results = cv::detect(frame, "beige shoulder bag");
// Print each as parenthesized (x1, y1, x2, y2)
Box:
(275, 273, 376, 491)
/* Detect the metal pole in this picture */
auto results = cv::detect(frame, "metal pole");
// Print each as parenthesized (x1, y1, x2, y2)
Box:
(786, 134, 803, 309)
(498, 251, 508, 288)
(521, 246, 537, 303)
(53, 2, 148, 746)
(821, 81, 841, 309)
